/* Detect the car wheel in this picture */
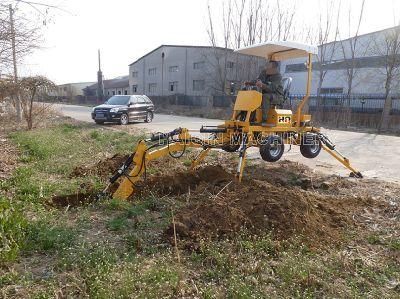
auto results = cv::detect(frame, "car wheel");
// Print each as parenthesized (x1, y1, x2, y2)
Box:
(300, 134, 321, 158)
(95, 120, 104, 125)
(145, 111, 153, 123)
(259, 135, 284, 162)
(120, 113, 129, 125)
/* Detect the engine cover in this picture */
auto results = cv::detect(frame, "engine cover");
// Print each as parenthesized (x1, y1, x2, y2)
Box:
(267, 109, 293, 127)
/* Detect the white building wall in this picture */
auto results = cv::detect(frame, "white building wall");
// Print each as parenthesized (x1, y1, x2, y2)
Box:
(282, 27, 398, 95)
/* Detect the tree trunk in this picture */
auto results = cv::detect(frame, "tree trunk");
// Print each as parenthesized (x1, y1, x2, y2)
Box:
(9, 4, 22, 122)
(379, 92, 392, 132)
(27, 88, 36, 130)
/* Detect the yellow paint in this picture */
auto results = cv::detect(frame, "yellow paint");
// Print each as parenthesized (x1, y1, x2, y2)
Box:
(112, 49, 362, 200)
(233, 90, 262, 112)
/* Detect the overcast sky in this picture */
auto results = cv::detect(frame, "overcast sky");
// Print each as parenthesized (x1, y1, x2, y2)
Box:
(14, 0, 400, 84)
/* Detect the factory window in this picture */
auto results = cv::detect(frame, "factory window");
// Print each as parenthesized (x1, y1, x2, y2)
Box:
(132, 85, 138, 93)
(148, 83, 157, 93)
(226, 61, 235, 68)
(285, 63, 307, 73)
(148, 68, 157, 76)
(193, 80, 205, 91)
(169, 81, 178, 92)
(132, 71, 138, 77)
(169, 65, 179, 72)
(193, 61, 205, 70)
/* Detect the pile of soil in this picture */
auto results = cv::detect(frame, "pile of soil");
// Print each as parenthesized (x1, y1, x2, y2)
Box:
(70, 154, 129, 178)
(149, 164, 380, 248)
(141, 165, 233, 196)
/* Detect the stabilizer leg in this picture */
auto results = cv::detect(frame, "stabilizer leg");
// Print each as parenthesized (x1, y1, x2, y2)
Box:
(236, 134, 248, 182)
(321, 144, 363, 178)
(191, 148, 211, 170)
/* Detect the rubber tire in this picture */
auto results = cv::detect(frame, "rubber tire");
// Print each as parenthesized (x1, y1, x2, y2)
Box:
(95, 120, 104, 124)
(300, 134, 322, 158)
(145, 111, 153, 123)
(259, 135, 285, 162)
(120, 113, 129, 125)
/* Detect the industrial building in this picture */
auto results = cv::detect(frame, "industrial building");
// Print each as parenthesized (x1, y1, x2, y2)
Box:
(128, 45, 266, 97)
(84, 76, 129, 97)
(282, 26, 400, 95)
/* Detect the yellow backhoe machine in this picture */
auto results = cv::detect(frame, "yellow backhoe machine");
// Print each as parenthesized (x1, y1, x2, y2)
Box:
(107, 41, 362, 200)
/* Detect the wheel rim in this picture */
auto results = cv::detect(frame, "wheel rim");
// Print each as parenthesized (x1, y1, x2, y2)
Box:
(269, 143, 281, 157)
(121, 114, 128, 124)
(309, 143, 320, 153)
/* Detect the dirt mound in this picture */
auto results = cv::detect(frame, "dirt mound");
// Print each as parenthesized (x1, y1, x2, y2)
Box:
(141, 165, 233, 196)
(70, 154, 129, 178)
(156, 165, 377, 248)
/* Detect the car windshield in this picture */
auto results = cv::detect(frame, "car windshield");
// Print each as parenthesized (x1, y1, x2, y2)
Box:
(106, 96, 130, 105)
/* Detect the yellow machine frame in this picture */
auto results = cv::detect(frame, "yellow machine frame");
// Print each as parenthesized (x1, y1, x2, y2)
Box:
(110, 48, 362, 200)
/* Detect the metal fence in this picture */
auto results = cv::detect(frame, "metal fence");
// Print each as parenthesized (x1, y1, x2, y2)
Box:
(151, 95, 210, 107)
(284, 94, 400, 130)
(53, 93, 400, 130)
(286, 94, 400, 115)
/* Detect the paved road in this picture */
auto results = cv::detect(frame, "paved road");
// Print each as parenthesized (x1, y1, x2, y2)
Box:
(55, 104, 400, 183)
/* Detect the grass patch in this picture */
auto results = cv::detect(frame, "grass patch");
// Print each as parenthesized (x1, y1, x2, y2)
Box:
(1, 120, 399, 298)
(0, 197, 27, 262)
(4, 123, 143, 203)
(106, 216, 128, 231)
(24, 221, 77, 252)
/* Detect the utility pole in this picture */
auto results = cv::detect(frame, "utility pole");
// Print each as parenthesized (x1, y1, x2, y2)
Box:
(9, 4, 21, 121)
(97, 49, 104, 103)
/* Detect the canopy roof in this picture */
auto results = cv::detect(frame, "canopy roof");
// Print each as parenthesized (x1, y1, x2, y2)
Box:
(235, 41, 318, 61)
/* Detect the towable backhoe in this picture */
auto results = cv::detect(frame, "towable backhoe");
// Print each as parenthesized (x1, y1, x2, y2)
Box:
(107, 41, 362, 200)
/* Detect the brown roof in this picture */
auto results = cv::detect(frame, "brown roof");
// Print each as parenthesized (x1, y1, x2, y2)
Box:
(86, 76, 129, 90)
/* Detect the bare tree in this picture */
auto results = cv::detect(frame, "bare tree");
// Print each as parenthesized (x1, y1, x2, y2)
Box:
(0, 75, 55, 129)
(205, 0, 299, 95)
(313, 1, 340, 97)
(205, 0, 233, 95)
(338, 0, 368, 96)
(370, 26, 400, 131)
(0, 1, 63, 121)
(19, 76, 55, 130)
(0, 4, 42, 121)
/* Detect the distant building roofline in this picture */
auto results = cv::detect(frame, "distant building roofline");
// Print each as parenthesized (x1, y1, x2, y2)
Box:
(324, 25, 400, 47)
(57, 81, 96, 86)
(128, 44, 234, 66)
(86, 76, 129, 90)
